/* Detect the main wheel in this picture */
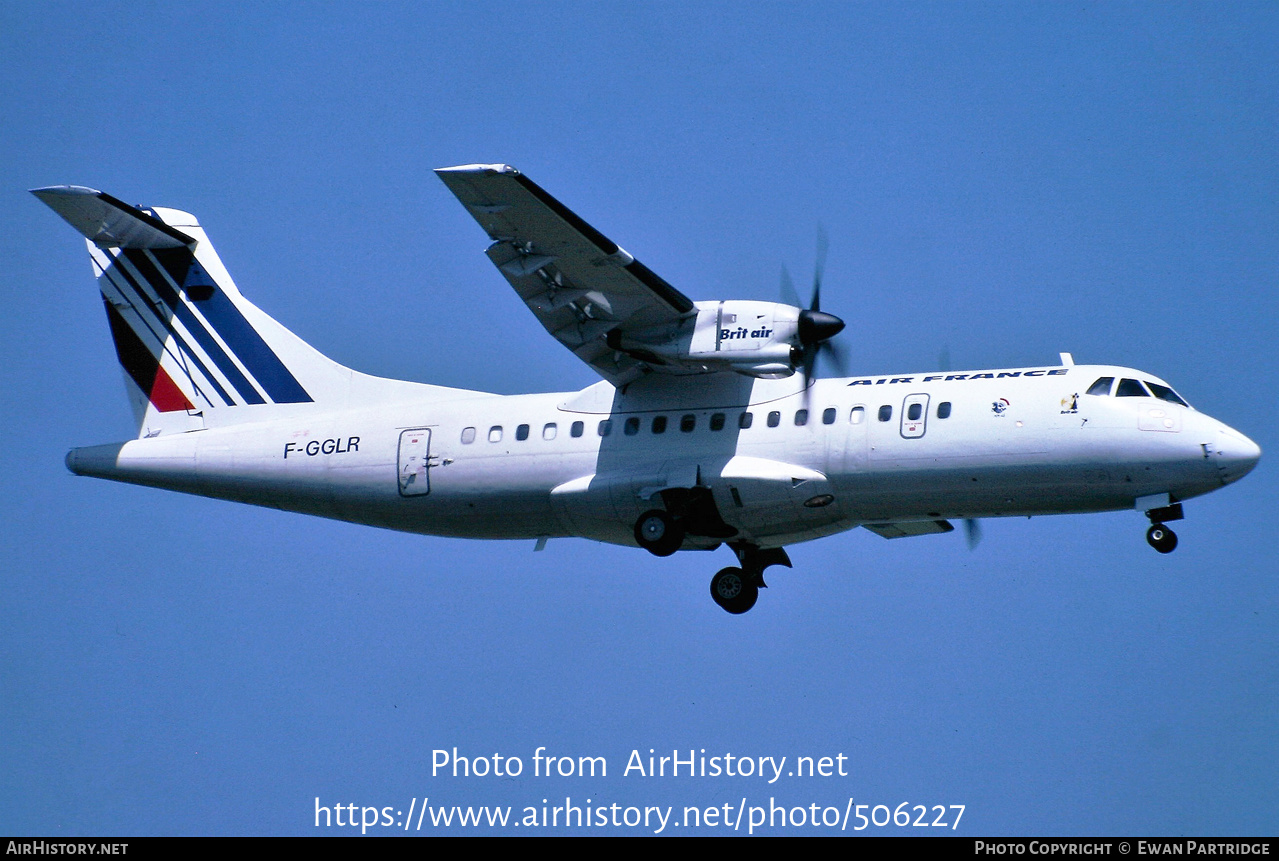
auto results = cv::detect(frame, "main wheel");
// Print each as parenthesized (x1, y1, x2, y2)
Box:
(1146, 524, 1178, 554)
(710, 566, 759, 614)
(634, 509, 684, 557)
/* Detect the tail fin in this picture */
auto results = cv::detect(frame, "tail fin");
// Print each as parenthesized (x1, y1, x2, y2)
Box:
(34, 187, 363, 437)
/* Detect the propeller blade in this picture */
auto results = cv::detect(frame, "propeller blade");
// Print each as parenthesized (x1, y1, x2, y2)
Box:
(779, 266, 801, 309)
(822, 339, 847, 377)
(800, 345, 817, 411)
(964, 518, 982, 549)
(810, 226, 828, 312)
(785, 226, 844, 404)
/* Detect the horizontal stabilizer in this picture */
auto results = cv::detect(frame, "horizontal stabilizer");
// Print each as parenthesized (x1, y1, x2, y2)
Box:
(31, 186, 195, 249)
(864, 520, 955, 539)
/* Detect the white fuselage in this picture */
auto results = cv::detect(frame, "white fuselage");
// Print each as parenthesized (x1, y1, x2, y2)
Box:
(66, 362, 1259, 551)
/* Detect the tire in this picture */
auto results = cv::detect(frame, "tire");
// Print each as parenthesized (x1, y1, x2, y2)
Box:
(1146, 524, 1178, 554)
(710, 567, 758, 614)
(634, 509, 684, 557)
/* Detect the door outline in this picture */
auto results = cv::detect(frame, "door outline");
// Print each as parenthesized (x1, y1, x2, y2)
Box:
(900, 394, 930, 439)
(398, 428, 433, 497)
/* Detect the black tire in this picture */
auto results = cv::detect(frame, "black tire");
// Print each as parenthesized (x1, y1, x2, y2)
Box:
(1146, 524, 1178, 554)
(710, 567, 759, 614)
(634, 509, 684, 557)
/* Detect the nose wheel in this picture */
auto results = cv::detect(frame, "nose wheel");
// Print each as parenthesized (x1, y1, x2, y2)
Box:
(1143, 501, 1183, 554)
(1146, 524, 1178, 554)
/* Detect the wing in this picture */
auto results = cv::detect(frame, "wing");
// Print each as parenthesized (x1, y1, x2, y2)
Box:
(435, 164, 696, 386)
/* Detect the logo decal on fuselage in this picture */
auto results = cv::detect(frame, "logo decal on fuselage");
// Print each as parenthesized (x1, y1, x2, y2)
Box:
(847, 368, 1069, 386)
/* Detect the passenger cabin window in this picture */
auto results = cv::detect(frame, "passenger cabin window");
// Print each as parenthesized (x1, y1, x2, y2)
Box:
(907, 403, 923, 421)
(822, 407, 836, 425)
(543, 423, 557, 440)
(767, 411, 781, 428)
(794, 409, 808, 426)
(461, 426, 476, 444)
(1146, 381, 1190, 407)
(598, 419, 613, 437)
(1116, 378, 1150, 398)
(710, 413, 726, 431)
(878, 405, 892, 422)
(937, 402, 951, 419)
(652, 416, 667, 434)
(739, 412, 753, 429)
(624, 417, 640, 436)
(850, 406, 865, 424)
(680, 414, 696, 432)
(1087, 377, 1115, 396)
(571, 421, 584, 438)
(516, 423, 530, 441)
(488, 426, 503, 443)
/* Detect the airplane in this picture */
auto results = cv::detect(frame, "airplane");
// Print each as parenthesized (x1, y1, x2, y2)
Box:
(32, 164, 1261, 614)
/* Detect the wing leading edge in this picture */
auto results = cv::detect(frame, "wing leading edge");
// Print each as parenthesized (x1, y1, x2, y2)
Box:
(435, 164, 696, 386)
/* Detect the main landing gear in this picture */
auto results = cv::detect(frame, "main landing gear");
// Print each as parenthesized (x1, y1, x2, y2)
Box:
(710, 545, 792, 615)
(1144, 502, 1183, 554)
(634, 509, 685, 557)
(633, 499, 789, 614)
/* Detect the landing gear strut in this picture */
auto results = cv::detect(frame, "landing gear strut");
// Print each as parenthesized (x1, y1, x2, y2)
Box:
(708, 544, 792, 615)
(1144, 502, 1183, 554)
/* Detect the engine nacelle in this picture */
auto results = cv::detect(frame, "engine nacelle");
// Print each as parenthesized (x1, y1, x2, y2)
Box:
(610, 300, 810, 378)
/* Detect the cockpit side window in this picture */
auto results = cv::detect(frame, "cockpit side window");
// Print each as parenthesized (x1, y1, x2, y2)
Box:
(1115, 378, 1150, 398)
(1086, 376, 1114, 396)
(1145, 381, 1190, 408)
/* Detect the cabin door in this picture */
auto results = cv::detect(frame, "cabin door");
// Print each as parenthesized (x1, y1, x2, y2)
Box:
(397, 428, 432, 497)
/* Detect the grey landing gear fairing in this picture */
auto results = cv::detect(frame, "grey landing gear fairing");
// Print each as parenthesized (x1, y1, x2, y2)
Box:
(1144, 501, 1183, 554)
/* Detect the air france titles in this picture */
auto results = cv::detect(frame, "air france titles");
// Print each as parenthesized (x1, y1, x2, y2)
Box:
(284, 437, 360, 459)
(846, 368, 1070, 386)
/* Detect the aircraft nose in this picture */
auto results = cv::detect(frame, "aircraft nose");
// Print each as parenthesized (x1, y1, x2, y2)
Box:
(1214, 427, 1261, 485)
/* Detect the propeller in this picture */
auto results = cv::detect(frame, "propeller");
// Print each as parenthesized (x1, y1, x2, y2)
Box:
(938, 347, 982, 548)
(782, 228, 846, 407)
(963, 517, 982, 549)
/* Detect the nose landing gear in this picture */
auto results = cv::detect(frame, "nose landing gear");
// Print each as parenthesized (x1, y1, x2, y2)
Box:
(1143, 501, 1183, 554)
(1146, 524, 1178, 554)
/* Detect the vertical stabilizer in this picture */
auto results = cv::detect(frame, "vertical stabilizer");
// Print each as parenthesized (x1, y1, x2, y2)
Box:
(33, 187, 368, 437)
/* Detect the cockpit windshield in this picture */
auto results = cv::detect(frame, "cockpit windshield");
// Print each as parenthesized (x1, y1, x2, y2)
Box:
(1145, 381, 1190, 407)
(1086, 376, 1191, 408)
(1116, 378, 1149, 397)
(1086, 377, 1114, 396)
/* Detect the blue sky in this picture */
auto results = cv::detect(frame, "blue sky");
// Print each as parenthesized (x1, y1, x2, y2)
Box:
(2, 1, 1276, 835)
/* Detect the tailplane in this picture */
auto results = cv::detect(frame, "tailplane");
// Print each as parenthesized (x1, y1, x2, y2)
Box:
(34, 187, 440, 437)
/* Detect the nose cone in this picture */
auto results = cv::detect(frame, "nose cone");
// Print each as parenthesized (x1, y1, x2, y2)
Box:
(1215, 427, 1261, 485)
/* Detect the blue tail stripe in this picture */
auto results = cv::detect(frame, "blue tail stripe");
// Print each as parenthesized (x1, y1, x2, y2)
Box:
(150, 251, 313, 404)
(121, 250, 267, 405)
(102, 256, 236, 407)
